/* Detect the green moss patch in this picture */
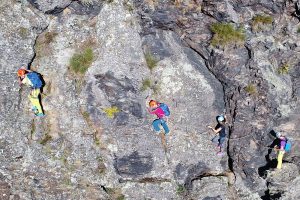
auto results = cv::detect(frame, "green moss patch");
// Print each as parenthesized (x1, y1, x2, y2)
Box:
(210, 23, 245, 47)
(69, 48, 94, 75)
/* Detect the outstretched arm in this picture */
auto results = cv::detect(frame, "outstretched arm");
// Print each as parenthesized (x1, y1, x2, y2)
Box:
(207, 125, 222, 134)
(18, 77, 23, 86)
(145, 97, 151, 112)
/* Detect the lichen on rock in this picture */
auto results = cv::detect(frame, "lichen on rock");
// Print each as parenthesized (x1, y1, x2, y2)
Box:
(1, 0, 300, 199)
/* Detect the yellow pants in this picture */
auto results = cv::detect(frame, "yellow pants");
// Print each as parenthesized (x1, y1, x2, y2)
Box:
(28, 88, 43, 114)
(277, 150, 285, 169)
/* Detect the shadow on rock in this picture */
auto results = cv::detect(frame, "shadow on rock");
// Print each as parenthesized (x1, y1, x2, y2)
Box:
(114, 151, 153, 177)
(175, 162, 210, 191)
(69, 1, 103, 16)
(203, 196, 222, 200)
(89, 71, 143, 125)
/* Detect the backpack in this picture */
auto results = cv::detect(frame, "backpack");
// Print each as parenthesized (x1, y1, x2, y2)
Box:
(284, 138, 292, 152)
(159, 103, 170, 116)
(27, 72, 43, 88)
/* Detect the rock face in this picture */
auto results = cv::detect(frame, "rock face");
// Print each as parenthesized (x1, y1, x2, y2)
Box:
(27, 0, 72, 14)
(0, 0, 300, 199)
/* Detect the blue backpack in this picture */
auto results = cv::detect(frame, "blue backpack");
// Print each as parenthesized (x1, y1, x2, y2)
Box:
(159, 103, 170, 116)
(284, 138, 292, 152)
(27, 72, 43, 89)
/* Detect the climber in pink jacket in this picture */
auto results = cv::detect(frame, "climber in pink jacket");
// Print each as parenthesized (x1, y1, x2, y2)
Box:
(147, 100, 170, 134)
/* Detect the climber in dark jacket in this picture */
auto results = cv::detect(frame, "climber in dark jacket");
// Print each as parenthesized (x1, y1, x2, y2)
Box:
(207, 115, 227, 156)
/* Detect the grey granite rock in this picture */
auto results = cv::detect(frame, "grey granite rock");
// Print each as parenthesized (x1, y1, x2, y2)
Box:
(1, 0, 300, 199)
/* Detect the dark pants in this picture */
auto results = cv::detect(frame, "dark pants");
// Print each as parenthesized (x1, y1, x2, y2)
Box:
(212, 135, 226, 147)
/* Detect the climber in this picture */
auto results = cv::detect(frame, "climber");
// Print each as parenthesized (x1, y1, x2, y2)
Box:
(207, 115, 227, 156)
(274, 132, 287, 169)
(17, 67, 45, 117)
(146, 99, 170, 135)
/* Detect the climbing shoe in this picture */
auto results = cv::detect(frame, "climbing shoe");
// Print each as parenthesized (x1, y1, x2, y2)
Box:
(217, 152, 224, 156)
(35, 113, 45, 117)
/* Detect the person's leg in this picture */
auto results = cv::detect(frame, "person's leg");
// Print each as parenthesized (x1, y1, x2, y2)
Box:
(160, 131, 167, 150)
(28, 88, 43, 114)
(218, 136, 226, 153)
(277, 151, 284, 169)
(152, 119, 162, 132)
(212, 135, 220, 145)
(160, 119, 170, 134)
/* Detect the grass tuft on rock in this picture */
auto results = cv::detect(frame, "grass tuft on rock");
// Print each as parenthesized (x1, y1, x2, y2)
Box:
(210, 23, 245, 47)
(277, 64, 289, 75)
(253, 15, 273, 25)
(252, 15, 273, 31)
(70, 48, 94, 75)
(145, 52, 158, 71)
(123, 0, 134, 12)
(176, 184, 186, 195)
(103, 106, 120, 118)
(141, 78, 152, 91)
(140, 78, 160, 94)
(244, 84, 257, 95)
(19, 27, 29, 39)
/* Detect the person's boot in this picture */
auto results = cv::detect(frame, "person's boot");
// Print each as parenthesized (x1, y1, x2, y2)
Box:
(35, 113, 45, 117)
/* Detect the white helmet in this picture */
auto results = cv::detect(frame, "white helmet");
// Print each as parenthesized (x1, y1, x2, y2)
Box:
(217, 115, 225, 122)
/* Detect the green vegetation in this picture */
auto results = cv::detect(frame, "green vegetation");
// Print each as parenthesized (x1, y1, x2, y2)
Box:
(40, 134, 52, 145)
(176, 184, 186, 195)
(19, 27, 29, 38)
(297, 27, 300, 34)
(252, 15, 273, 31)
(140, 78, 160, 94)
(123, 0, 134, 12)
(60, 155, 68, 165)
(103, 106, 120, 118)
(145, 52, 158, 71)
(70, 48, 94, 75)
(277, 64, 290, 75)
(141, 78, 152, 91)
(94, 132, 101, 146)
(82, 111, 90, 123)
(252, 15, 273, 25)
(244, 84, 257, 95)
(210, 23, 245, 47)
(63, 176, 72, 186)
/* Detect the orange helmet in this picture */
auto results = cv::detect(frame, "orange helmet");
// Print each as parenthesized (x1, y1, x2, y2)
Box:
(149, 100, 158, 107)
(17, 69, 26, 77)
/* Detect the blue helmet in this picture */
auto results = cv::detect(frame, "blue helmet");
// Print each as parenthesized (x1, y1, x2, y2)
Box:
(217, 115, 225, 122)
